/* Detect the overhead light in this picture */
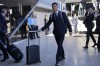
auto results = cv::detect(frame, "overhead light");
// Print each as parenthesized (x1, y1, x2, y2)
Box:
(0, 4, 4, 6)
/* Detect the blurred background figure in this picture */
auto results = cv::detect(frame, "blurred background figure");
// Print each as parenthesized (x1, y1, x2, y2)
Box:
(44, 14, 50, 35)
(28, 13, 39, 39)
(71, 14, 78, 34)
(17, 12, 27, 39)
(83, 8, 97, 49)
(96, 9, 100, 52)
(34, 14, 40, 38)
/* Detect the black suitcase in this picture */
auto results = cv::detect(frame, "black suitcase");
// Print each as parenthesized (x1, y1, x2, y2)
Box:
(26, 31, 41, 65)
(6, 44, 23, 63)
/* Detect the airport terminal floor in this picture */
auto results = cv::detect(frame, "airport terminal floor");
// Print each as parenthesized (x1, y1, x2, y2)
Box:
(0, 32, 100, 66)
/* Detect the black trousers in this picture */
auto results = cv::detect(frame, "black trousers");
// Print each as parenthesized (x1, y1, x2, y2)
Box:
(0, 32, 8, 57)
(20, 25, 27, 38)
(54, 33, 65, 61)
(35, 26, 39, 37)
(86, 27, 96, 45)
(97, 32, 100, 49)
(0, 40, 8, 57)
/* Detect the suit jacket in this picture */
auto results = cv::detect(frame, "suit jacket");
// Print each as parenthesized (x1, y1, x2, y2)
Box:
(83, 13, 94, 29)
(41, 11, 72, 34)
(96, 15, 100, 32)
(0, 13, 7, 33)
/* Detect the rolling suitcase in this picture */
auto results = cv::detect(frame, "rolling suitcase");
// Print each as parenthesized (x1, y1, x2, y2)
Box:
(6, 44, 23, 63)
(26, 31, 41, 65)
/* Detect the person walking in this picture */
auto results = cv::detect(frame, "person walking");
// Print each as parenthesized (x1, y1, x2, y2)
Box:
(0, 8, 9, 62)
(71, 14, 78, 34)
(96, 9, 100, 51)
(83, 8, 97, 49)
(38, 2, 72, 66)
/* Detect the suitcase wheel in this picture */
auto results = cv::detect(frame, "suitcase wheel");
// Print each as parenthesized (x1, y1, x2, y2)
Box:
(39, 61, 41, 63)
(14, 60, 20, 63)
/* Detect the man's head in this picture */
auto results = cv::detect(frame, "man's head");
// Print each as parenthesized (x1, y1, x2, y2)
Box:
(1, 8, 7, 16)
(52, 2, 58, 13)
(88, 8, 94, 13)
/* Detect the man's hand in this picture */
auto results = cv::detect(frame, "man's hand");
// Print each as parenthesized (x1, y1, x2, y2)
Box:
(69, 32, 72, 36)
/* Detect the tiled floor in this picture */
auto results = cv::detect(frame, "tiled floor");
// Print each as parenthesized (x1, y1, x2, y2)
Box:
(0, 33, 100, 66)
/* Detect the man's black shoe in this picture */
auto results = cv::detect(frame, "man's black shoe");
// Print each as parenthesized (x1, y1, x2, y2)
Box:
(59, 57, 65, 61)
(37, 36, 40, 38)
(92, 43, 97, 47)
(1, 56, 9, 62)
(55, 61, 59, 66)
(83, 46, 88, 49)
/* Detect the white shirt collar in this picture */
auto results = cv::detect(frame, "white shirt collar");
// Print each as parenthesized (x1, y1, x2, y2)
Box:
(54, 10, 59, 14)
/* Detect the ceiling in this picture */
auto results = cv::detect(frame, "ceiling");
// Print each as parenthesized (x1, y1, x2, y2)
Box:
(65, 0, 82, 3)
(0, 0, 38, 7)
(0, 0, 99, 7)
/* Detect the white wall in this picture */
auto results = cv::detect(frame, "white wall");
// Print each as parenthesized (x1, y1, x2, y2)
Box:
(34, 11, 53, 33)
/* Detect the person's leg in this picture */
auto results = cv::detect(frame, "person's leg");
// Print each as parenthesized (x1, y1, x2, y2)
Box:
(75, 25, 78, 34)
(24, 25, 27, 38)
(32, 25, 35, 39)
(0, 40, 9, 61)
(83, 29, 90, 48)
(74, 25, 76, 34)
(90, 33, 96, 46)
(54, 34, 60, 61)
(21, 25, 24, 38)
(20, 27, 23, 38)
(29, 26, 33, 39)
(54, 34, 65, 64)
(88, 28, 97, 47)
(97, 32, 100, 51)
(59, 34, 65, 60)
(36, 26, 40, 38)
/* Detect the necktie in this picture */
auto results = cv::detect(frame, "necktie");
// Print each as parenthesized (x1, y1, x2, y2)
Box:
(54, 13, 57, 20)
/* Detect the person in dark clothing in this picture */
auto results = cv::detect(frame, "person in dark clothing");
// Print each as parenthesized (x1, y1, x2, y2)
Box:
(20, 12, 27, 39)
(96, 9, 100, 52)
(20, 21, 27, 39)
(83, 8, 97, 49)
(38, 2, 72, 66)
(17, 13, 27, 39)
(0, 8, 9, 62)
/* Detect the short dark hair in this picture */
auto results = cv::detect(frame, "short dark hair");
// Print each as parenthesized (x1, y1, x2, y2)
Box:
(52, 2, 58, 7)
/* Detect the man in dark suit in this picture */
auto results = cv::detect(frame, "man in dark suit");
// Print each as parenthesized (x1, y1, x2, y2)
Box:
(0, 8, 9, 61)
(39, 2, 72, 66)
(96, 9, 100, 52)
(83, 8, 97, 49)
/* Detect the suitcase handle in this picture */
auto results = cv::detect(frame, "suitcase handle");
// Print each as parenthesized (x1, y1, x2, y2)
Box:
(28, 30, 40, 47)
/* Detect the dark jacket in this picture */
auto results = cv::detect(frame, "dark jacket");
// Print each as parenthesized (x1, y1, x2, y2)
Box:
(41, 11, 72, 34)
(96, 15, 100, 32)
(0, 13, 7, 33)
(83, 13, 94, 29)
